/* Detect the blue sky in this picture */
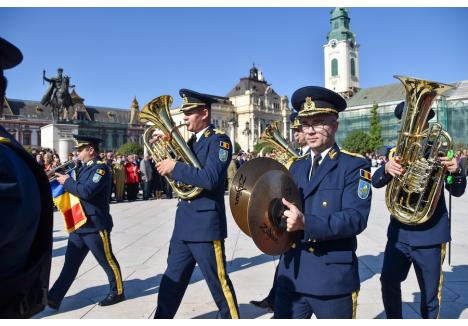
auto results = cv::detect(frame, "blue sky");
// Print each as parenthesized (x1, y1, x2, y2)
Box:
(1, 7, 467, 109)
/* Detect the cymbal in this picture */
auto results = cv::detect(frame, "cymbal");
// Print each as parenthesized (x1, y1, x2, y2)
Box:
(248, 170, 302, 255)
(229, 157, 288, 236)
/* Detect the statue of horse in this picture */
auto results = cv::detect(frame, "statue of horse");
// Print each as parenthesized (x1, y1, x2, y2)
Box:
(49, 76, 74, 122)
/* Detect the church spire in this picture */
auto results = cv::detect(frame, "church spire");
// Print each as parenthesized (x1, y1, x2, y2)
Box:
(323, 7, 360, 98)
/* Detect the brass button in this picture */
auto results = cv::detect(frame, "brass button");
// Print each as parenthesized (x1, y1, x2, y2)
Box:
(188, 200, 191, 204)
(291, 243, 296, 249)
(322, 201, 328, 207)
(308, 247, 315, 253)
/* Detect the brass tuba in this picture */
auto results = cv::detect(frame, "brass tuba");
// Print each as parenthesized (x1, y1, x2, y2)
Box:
(139, 95, 203, 200)
(385, 75, 454, 225)
(260, 121, 304, 168)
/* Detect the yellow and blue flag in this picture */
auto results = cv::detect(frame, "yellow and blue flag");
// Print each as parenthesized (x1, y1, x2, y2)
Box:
(51, 171, 87, 233)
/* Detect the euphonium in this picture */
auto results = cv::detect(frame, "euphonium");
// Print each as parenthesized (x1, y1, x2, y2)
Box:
(139, 95, 203, 200)
(385, 75, 454, 225)
(260, 121, 303, 168)
(48, 160, 78, 182)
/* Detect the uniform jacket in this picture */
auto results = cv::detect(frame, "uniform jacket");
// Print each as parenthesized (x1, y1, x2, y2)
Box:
(64, 158, 113, 233)
(277, 144, 372, 296)
(372, 164, 466, 246)
(171, 124, 232, 241)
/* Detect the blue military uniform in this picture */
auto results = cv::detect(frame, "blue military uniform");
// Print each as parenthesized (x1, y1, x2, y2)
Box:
(155, 89, 239, 319)
(48, 135, 124, 309)
(0, 37, 54, 318)
(372, 102, 466, 318)
(274, 86, 372, 319)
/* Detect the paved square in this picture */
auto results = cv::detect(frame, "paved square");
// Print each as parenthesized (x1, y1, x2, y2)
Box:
(34, 186, 468, 319)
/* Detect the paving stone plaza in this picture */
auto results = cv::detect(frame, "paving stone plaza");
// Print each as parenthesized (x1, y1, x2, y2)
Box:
(34, 186, 468, 319)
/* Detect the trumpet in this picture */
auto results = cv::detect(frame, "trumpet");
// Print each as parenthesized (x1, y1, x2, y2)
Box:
(48, 160, 78, 182)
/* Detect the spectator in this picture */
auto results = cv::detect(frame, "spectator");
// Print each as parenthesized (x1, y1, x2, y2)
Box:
(140, 154, 153, 200)
(124, 154, 140, 201)
(112, 155, 126, 202)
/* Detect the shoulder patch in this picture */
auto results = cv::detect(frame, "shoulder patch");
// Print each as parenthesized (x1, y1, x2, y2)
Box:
(219, 148, 229, 162)
(219, 141, 230, 150)
(96, 168, 106, 176)
(92, 173, 103, 183)
(360, 169, 371, 181)
(341, 149, 365, 159)
(358, 179, 371, 199)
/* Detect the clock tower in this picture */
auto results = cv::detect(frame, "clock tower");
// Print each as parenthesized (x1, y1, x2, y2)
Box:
(323, 7, 360, 98)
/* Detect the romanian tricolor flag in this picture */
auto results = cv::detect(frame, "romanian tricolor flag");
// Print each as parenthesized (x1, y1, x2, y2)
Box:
(51, 171, 87, 233)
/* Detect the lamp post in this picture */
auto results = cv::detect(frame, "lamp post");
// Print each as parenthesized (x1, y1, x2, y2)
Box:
(242, 121, 251, 152)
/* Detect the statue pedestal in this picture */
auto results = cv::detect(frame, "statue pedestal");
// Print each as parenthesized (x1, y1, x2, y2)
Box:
(40, 124, 78, 162)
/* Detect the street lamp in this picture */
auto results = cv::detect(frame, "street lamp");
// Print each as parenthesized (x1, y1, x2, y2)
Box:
(242, 121, 251, 152)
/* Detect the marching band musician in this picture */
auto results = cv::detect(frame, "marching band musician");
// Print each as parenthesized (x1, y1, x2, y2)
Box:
(372, 102, 466, 319)
(48, 135, 125, 310)
(274, 86, 372, 318)
(0, 36, 54, 318)
(153, 89, 239, 319)
(249, 111, 308, 312)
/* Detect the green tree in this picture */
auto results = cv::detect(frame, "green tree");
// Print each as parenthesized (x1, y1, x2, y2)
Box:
(234, 141, 241, 154)
(341, 130, 372, 155)
(368, 102, 384, 151)
(117, 142, 144, 156)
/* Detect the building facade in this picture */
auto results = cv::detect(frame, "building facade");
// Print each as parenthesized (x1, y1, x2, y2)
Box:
(1, 89, 145, 154)
(171, 65, 292, 152)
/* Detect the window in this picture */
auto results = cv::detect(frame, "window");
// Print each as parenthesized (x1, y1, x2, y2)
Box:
(351, 58, 356, 77)
(22, 130, 31, 146)
(331, 59, 338, 76)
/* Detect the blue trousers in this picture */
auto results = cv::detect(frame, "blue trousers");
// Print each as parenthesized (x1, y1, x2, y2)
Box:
(380, 241, 446, 319)
(155, 239, 239, 319)
(48, 230, 124, 303)
(273, 287, 356, 319)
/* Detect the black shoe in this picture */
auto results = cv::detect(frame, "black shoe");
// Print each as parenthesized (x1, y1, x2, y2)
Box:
(98, 293, 125, 306)
(249, 298, 274, 311)
(47, 298, 61, 310)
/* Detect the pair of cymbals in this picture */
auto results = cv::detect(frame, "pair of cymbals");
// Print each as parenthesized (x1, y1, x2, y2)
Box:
(229, 157, 301, 255)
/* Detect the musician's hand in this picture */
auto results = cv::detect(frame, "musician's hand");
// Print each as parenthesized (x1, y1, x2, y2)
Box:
(282, 198, 305, 232)
(440, 156, 459, 173)
(55, 173, 69, 185)
(385, 156, 405, 177)
(150, 130, 169, 144)
(156, 159, 176, 177)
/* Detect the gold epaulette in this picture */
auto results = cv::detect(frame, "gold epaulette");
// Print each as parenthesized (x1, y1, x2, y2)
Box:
(0, 136, 11, 144)
(96, 160, 105, 164)
(340, 149, 365, 159)
(213, 129, 225, 135)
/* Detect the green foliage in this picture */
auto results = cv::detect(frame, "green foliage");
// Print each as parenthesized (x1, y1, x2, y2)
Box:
(341, 130, 372, 155)
(117, 142, 143, 156)
(368, 102, 384, 151)
(234, 141, 241, 154)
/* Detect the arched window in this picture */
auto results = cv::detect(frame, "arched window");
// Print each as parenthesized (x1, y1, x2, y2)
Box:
(331, 59, 338, 76)
(351, 58, 356, 77)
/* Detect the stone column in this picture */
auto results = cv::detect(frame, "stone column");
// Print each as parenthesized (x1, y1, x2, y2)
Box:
(31, 129, 38, 147)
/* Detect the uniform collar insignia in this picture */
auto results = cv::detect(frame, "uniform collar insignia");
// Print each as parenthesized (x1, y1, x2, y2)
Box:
(182, 94, 189, 104)
(203, 129, 212, 138)
(329, 148, 337, 160)
(86, 160, 94, 166)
